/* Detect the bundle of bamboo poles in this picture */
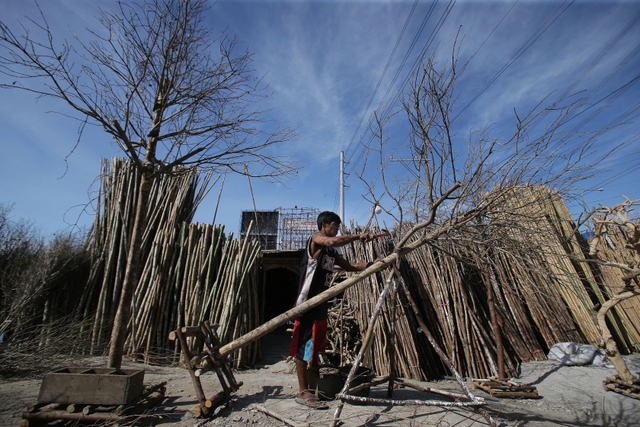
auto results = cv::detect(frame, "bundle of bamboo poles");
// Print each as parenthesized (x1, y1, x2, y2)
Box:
(339, 232, 591, 380)
(490, 186, 635, 347)
(78, 158, 208, 353)
(158, 221, 262, 368)
(78, 158, 262, 368)
(335, 186, 636, 380)
(340, 237, 431, 380)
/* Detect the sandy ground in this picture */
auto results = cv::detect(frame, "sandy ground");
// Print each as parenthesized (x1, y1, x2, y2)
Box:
(2, 333, 640, 427)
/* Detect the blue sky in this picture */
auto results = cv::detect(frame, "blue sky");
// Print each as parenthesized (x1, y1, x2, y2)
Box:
(1, 0, 639, 238)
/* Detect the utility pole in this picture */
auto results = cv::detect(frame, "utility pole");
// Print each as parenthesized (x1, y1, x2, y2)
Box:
(340, 151, 345, 221)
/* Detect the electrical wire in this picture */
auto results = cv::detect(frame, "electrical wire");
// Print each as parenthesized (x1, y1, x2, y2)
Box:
(453, 0, 575, 123)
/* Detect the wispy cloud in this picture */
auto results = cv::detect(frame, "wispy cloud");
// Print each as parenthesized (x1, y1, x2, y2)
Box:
(2, 0, 639, 234)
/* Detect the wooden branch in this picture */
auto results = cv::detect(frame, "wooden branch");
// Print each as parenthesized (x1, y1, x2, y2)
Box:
(396, 378, 476, 401)
(396, 181, 462, 249)
(337, 394, 485, 407)
(250, 404, 310, 427)
(596, 289, 640, 383)
(22, 410, 122, 424)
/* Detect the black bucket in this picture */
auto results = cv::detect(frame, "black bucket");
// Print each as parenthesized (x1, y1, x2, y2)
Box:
(310, 365, 344, 401)
(339, 365, 375, 402)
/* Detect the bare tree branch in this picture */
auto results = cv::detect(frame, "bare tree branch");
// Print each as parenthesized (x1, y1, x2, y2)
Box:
(0, 0, 299, 368)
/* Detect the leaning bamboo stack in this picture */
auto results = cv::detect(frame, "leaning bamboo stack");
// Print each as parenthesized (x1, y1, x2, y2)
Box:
(168, 221, 262, 368)
(78, 158, 207, 354)
(336, 186, 626, 380)
(341, 235, 431, 380)
(527, 189, 640, 353)
(492, 186, 635, 347)
(397, 238, 584, 380)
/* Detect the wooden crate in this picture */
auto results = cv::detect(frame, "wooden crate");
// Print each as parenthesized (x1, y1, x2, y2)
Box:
(38, 367, 145, 405)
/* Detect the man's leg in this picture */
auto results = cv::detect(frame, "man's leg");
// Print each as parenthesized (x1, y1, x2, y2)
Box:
(290, 318, 328, 408)
(307, 362, 319, 391)
(296, 357, 312, 398)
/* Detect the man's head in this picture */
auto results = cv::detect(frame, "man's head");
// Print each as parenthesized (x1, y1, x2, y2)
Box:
(317, 211, 341, 231)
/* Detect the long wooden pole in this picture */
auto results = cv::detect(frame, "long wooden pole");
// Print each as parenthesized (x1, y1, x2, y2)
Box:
(217, 257, 389, 358)
(217, 217, 466, 359)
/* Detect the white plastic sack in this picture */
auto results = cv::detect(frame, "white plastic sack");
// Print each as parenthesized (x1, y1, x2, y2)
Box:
(547, 342, 606, 366)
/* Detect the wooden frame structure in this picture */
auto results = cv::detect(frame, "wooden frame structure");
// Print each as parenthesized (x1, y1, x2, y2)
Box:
(330, 265, 495, 426)
(169, 320, 243, 417)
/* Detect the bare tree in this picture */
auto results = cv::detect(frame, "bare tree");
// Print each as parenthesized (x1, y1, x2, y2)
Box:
(348, 43, 606, 385)
(585, 198, 640, 384)
(0, 0, 297, 368)
(221, 43, 603, 369)
(358, 44, 596, 251)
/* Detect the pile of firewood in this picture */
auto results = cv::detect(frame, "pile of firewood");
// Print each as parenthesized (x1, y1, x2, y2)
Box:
(324, 295, 362, 366)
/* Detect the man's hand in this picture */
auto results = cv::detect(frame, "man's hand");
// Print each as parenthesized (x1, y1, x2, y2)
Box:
(359, 229, 389, 243)
(359, 232, 374, 242)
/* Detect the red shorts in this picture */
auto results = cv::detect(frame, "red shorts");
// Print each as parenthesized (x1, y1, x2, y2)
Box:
(289, 317, 327, 364)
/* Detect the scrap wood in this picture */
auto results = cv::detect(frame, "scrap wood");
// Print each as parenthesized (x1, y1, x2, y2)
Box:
(115, 381, 167, 415)
(21, 409, 122, 426)
(250, 404, 311, 427)
(603, 375, 640, 400)
(22, 381, 167, 426)
(396, 378, 482, 402)
(472, 379, 540, 399)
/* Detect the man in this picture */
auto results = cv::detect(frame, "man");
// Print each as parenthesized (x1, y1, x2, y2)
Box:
(289, 211, 377, 409)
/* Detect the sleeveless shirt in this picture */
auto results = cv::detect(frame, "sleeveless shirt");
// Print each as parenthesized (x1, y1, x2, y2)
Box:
(294, 235, 338, 320)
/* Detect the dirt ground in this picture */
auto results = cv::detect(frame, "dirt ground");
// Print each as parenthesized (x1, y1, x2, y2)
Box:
(2, 332, 640, 427)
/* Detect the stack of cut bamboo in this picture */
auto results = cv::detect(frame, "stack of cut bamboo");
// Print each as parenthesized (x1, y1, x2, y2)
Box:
(336, 186, 635, 380)
(341, 237, 432, 380)
(490, 186, 630, 346)
(79, 158, 205, 355)
(163, 221, 262, 368)
(78, 158, 262, 368)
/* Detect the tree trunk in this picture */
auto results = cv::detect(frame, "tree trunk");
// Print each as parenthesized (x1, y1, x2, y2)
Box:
(107, 173, 152, 369)
(596, 288, 640, 384)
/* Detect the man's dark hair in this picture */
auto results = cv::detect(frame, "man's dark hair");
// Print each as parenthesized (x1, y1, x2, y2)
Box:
(317, 211, 341, 230)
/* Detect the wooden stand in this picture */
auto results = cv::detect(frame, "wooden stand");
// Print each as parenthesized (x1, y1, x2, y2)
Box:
(331, 265, 495, 427)
(168, 320, 243, 417)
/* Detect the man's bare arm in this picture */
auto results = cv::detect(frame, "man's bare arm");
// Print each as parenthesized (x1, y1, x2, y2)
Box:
(311, 232, 372, 248)
(335, 256, 376, 272)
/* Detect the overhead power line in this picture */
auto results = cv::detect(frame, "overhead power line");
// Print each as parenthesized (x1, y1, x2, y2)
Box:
(453, 0, 575, 123)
